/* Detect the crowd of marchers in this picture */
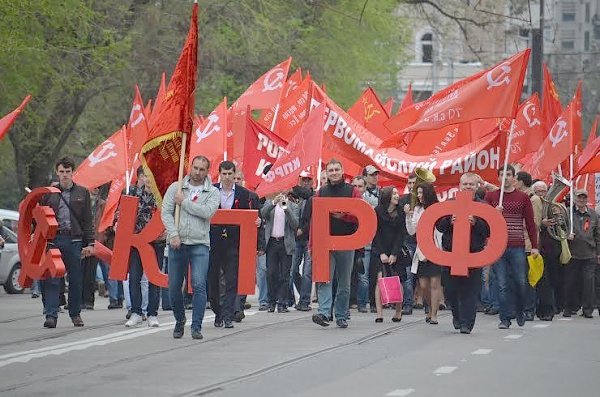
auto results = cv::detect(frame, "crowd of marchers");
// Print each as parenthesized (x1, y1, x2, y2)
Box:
(15, 155, 600, 340)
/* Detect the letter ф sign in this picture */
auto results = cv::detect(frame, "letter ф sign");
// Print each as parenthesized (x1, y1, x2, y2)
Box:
(416, 191, 508, 276)
(110, 195, 258, 294)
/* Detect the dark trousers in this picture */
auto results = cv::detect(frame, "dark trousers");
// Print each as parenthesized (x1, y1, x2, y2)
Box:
(536, 252, 559, 317)
(447, 269, 481, 331)
(209, 239, 239, 322)
(565, 258, 597, 315)
(82, 256, 98, 306)
(129, 243, 163, 317)
(266, 238, 292, 306)
(41, 236, 83, 319)
(368, 254, 378, 307)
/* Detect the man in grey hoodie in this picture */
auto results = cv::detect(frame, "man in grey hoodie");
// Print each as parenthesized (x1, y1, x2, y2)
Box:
(162, 155, 220, 340)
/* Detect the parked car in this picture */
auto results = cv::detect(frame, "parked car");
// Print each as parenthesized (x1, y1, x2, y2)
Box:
(0, 225, 23, 294)
(0, 209, 19, 234)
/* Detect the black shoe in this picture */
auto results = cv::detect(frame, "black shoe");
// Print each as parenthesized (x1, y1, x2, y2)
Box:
(357, 306, 368, 313)
(108, 300, 123, 309)
(402, 307, 413, 315)
(277, 305, 289, 313)
(539, 314, 553, 321)
(294, 304, 311, 312)
(84, 303, 94, 310)
(563, 310, 572, 317)
(267, 304, 276, 313)
(583, 312, 593, 318)
(224, 320, 234, 329)
(439, 303, 447, 311)
(370, 305, 377, 313)
(173, 319, 185, 339)
(485, 308, 499, 315)
(259, 303, 269, 311)
(43, 316, 57, 328)
(214, 318, 224, 327)
(234, 311, 245, 322)
(191, 329, 203, 340)
(125, 310, 132, 320)
(452, 317, 461, 330)
(460, 326, 471, 334)
(516, 313, 525, 327)
(312, 313, 330, 327)
(336, 319, 348, 328)
(498, 321, 511, 329)
(524, 312, 535, 321)
(244, 302, 252, 310)
(32, 292, 40, 299)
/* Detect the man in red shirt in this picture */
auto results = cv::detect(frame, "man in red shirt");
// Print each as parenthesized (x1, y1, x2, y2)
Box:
(485, 165, 539, 329)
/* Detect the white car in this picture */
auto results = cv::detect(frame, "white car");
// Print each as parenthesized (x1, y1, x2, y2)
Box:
(0, 225, 23, 294)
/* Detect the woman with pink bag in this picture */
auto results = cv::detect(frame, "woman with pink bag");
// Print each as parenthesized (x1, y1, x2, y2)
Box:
(373, 186, 407, 323)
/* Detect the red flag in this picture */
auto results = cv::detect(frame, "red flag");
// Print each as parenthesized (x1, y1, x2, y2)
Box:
(258, 68, 303, 129)
(188, 98, 228, 178)
(73, 126, 128, 189)
(320, 88, 506, 185)
(503, 94, 546, 162)
(233, 57, 292, 110)
(542, 63, 563, 133)
(382, 50, 530, 147)
(97, 176, 126, 232)
(347, 87, 391, 140)
(141, 3, 198, 204)
(272, 75, 313, 142)
(398, 83, 413, 113)
(255, 103, 325, 197)
(525, 91, 580, 180)
(572, 81, 583, 150)
(243, 116, 288, 190)
(148, 73, 167, 130)
(0, 95, 31, 141)
(126, 86, 149, 167)
(384, 97, 394, 115)
(575, 117, 600, 176)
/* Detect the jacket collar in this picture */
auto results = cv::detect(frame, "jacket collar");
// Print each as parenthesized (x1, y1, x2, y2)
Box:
(183, 175, 213, 192)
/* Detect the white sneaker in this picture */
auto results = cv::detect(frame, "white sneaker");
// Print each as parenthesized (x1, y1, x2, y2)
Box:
(147, 316, 160, 328)
(125, 313, 143, 327)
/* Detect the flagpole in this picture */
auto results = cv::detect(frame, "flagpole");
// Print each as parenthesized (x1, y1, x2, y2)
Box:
(569, 153, 574, 234)
(223, 97, 228, 161)
(316, 159, 323, 190)
(584, 174, 589, 190)
(270, 104, 280, 132)
(121, 125, 131, 192)
(499, 119, 516, 208)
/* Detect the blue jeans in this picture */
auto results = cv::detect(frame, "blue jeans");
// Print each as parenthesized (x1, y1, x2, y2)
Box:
(317, 250, 354, 320)
(402, 241, 417, 308)
(129, 243, 163, 317)
(357, 245, 371, 307)
(256, 254, 268, 305)
(40, 236, 83, 318)
(492, 247, 528, 323)
(169, 244, 210, 331)
(31, 280, 40, 295)
(107, 279, 123, 301)
(290, 240, 312, 306)
(480, 266, 492, 307)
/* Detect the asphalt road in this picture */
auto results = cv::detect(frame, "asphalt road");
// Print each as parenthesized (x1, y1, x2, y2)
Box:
(0, 290, 598, 397)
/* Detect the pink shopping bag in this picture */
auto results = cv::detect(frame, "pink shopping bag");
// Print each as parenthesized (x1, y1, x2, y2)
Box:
(378, 276, 403, 305)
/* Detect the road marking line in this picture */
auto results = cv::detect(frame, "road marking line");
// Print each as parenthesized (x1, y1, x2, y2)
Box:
(433, 366, 457, 375)
(557, 318, 572, 321)
(0, 311, 258, 368)
(533, 324, 550, 328)
(471, 349, 493, 355)
(504, 334, 523, 340)
(385, 388, 415, 397)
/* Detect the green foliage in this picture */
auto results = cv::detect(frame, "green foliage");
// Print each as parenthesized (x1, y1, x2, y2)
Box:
(0, 0, 411, 207)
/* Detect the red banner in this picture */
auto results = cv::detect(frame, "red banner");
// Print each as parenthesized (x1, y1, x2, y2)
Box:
(347, 87, 391, 140)
(188, 98, 228, 177)
(0, 95, 31, 141)
(232, 57, 292, 111)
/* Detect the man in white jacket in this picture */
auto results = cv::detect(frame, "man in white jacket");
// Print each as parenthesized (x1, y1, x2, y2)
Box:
(162, 155, 220, 340)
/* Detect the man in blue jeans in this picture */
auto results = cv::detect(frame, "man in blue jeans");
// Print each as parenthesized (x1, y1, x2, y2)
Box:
(39, 157, 95, 328)
(304, 159, 362, 329)
(485, 165, 539, 329)
(162, 155, 219, 340)
(125, 167, 165, 328)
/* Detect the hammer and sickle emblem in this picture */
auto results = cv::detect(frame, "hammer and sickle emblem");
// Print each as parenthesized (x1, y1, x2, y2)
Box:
(129, 104, 145, 128)
(416, 191, 508, 276)
(362, 99, 381, 123)
(522, 102, 541, 128)
(88, 141, 118, 167)
(262, 67, 285, 92)
(195, 113, 220, 143)
(18, 187, 66, 288)
(549, 119, 569, 148)
(486, 62, 511, 90)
